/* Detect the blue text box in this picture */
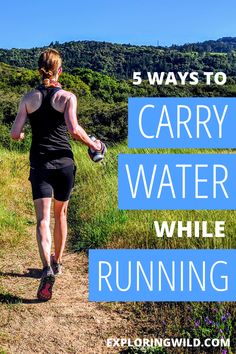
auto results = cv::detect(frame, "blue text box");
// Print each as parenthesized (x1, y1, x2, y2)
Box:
(128, 97, 236, 148)
(89, 249, 236, 302)
(118, 154, 236, 210)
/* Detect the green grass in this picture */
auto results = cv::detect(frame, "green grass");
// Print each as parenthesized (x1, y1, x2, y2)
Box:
(0, 144, 235, 261)
(0, 145, 236, 352)
(182, 302, 235, 348)
(0, 349, 7, 354)
(0, 148, 33, 256)
(69, 142, 236, 251)
(68, 143, 236, 352)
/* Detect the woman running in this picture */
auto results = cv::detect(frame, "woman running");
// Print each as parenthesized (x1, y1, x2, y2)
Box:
(10, 49, 102, 301)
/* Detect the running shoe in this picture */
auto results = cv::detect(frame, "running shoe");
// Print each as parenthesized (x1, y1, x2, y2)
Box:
(37, 266, 55, 301)
(51, 254, 63, 275)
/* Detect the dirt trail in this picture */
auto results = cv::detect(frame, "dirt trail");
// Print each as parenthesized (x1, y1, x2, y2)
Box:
(0, 228, 131, 354)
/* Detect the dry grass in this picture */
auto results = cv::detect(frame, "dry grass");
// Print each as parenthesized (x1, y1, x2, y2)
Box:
(0, 149, 34, 256)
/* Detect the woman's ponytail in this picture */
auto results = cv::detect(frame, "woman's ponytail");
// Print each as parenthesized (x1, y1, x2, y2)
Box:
(38, 49, 62, 87)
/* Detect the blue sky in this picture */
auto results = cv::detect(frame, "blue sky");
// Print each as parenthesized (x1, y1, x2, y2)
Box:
(0, 0, 235, 49)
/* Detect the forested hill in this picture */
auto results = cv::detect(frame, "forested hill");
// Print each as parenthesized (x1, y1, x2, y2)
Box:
(170, 37, 236, 52)
(0, 37, 236, 79)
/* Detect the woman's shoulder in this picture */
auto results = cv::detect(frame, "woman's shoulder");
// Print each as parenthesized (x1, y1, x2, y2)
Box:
(58, 89, 76, 100)
(52, 89, 76, 103)
(23, 88, 77, 113)
(21, 90, 42, 106)
(23, 88, 76, 103)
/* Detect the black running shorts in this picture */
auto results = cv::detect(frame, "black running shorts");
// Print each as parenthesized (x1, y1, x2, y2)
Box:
(29, 164, 76, 201)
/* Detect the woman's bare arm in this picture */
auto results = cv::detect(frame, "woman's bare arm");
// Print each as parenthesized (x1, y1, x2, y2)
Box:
(10, 96, 28, 140)
(64, 93, 101, 150)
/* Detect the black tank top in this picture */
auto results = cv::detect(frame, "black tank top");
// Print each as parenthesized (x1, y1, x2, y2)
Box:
(28, 86, 74, 169)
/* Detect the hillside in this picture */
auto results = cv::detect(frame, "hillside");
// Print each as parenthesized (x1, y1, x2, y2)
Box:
(0, 38, 236, 79)
(1, 37, 236, 353)
(2, 60, 236, 148)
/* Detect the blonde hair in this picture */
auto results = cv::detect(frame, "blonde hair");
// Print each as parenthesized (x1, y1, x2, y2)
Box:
(38, 48, 62, 87)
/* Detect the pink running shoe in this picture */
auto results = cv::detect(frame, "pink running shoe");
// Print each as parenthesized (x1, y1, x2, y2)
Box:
(37, 266, 55, 301)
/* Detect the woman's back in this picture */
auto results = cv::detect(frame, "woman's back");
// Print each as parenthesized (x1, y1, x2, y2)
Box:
(10, 47, 103, 301)
(26, 87, 72, 115)
(28, 86, 74, 169)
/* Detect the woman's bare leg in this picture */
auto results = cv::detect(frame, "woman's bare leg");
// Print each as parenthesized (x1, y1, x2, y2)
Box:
(34, 198, 52, 267)
(53, 199, 69, 263)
